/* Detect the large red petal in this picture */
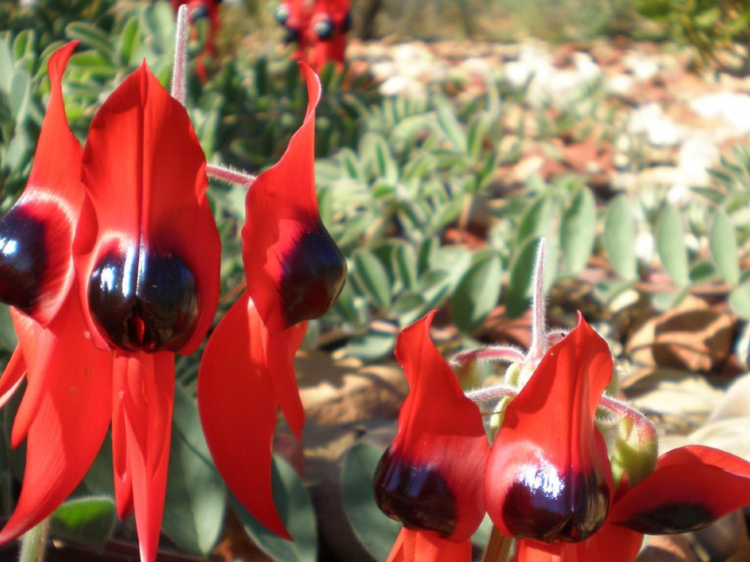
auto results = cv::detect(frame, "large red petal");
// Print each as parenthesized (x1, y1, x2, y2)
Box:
(486, 314, 613, 543)
(0, 287, 112, 543)
(242, 63, 346, 333)
(198, 291, 305, 538)
(0, 41, 82, 325)
(76, 62, 219, 354)
(610, 445, 750, 534)
(374, 311, 488, 543)
(114, 351, 174, 562)
(515, 523, 642, 562)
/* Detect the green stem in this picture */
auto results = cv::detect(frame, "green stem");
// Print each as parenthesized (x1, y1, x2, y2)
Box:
(482, 527, 513, 562)
(18, 519, 50, 562)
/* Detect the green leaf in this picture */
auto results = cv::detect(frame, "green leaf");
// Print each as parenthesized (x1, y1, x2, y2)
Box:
(348, 331, 397, 361)
(353, 250, 392, 311)
(0, 304, 17, 352)
(162, 385, 225, 557)
(452, 252, 502, 334)
(561, 187, 596, 275)
(234, 456, 317, 562)
(730, 284, 750, 320)
(604, 195, 637, 280)
(709, 208, 740, 285)
(435, 100, 467, 153)
(392, 243, 418, 292)
(656, 205, 689, 288)
(342, 444, 401, 562)
(517, 196, 554, 246)
(51, 496, 116, 550)
(118, 17, 142, 67)
(65, 22, 114, 59)
(505, 237, 541, 319)
(9, 71, 30, 123)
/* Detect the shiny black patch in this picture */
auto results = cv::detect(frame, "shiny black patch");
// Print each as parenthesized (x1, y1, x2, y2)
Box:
(374, 446, 457, 537)
(275, 4, 289, 26)
(283, 27, 300, 45)
(88, 248, 199, 352)
(618, 503, 715, 534)
(280, 226, 346, 326)
(190, 4, 209, 21)
(502, 466, 610, 543)
(0, 206, 47, 314)
(314, 18, 335, 41)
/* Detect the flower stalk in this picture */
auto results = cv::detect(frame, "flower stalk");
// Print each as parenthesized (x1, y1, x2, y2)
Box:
(18, 520, 49, 562)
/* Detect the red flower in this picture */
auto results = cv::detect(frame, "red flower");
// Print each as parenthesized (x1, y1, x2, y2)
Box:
(276, 0, 351, 71)
(374, 311, 489, 562)
(486, 315, 750, 562)
(0, 41, 219, 562)
(197, 63, 346, 537)
(377, 234, 750, 562)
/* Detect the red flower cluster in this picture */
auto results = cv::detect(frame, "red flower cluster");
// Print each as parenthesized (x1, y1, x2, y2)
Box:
(0, 37, 344, 561)
(377, 249, 750, 562)
(276, 0, 351, 71)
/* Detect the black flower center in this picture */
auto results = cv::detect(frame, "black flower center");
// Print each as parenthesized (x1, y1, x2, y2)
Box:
(374, 446, 457, 537)
(88, 247, 199, 352)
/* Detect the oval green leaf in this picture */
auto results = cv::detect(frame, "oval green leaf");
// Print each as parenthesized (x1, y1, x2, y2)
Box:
(452, 252, 502, 334)
(604, 195, 637, 280)
(709, 208, 740, 285)
(656, 205, 690, 288)
(561, 187, 596, 275)
(233, 456, 317, 562)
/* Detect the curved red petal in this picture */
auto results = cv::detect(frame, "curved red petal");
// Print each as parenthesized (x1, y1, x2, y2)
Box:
(114, 351, 174, 562)
(242, 63, 346, 333)
(112, 358, 133, 520)
(374, 311, 488, 544)
(385, 529, 471, 562)
(0, 287, 112, 543)
(0, 41, 82, 325)
(486, 314, 613, 543)
(76, 62, 219, 355)
(198, 291, 305, 538)
(515, 523, 642, 562)
(610, 445, 750, 534)
(0, 346, 26, 410)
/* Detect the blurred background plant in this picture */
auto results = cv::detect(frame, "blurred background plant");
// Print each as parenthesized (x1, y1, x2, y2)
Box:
(2, 0, 750, 561)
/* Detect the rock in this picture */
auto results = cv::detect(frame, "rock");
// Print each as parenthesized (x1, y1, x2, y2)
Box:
(626, 296, 735, 373)
(637, 535, 698, 562)
(629, 103, 684, 147)
(690, 92, 750, 135)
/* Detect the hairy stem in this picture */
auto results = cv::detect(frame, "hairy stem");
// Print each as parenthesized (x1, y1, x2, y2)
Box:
(171, 4, 189, 106)
(18, 519, 50, 562)
(206, 164, 257, 186)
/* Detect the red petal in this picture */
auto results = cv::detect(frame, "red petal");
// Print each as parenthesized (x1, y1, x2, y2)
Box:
(386, 529, 471, 562)
(0, 41, 82, 325)
(198, 291, 305, 538)
(515, 523, 642, 562)
(610, 445, 750, 534)
(486, 314, 613, 543)
(375, 311, 488, 543)
(76, 62, 219, 354)
(114, 351, 174, 562)
(0, 346, 26, 409)
(0, 287, 112, 543)
(112, 359, 133, 520)
(242, 63, 346, 333)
